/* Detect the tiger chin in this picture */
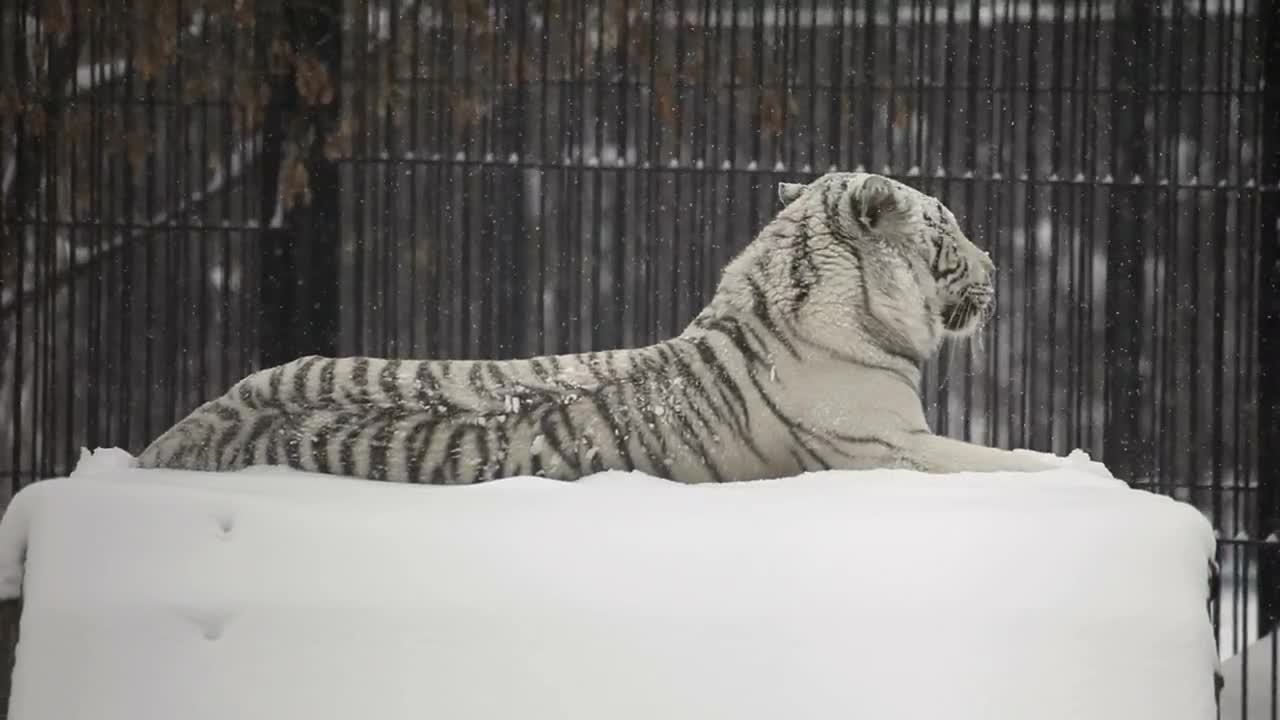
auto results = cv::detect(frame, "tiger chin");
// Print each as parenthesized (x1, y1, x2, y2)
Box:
(137, 171, 1060, 484)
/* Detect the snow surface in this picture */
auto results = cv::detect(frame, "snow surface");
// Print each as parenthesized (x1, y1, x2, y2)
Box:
(0, 448, 1217, 720)
(1220, 632, 1280, 720)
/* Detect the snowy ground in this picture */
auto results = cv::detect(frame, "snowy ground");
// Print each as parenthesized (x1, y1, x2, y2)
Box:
(0, 448, 1219, 720)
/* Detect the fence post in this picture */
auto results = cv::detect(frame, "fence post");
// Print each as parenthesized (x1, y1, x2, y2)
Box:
(1256, 2, 1280, 637)
(258, 0, 342, 368)
(1103, 1, 1152, 482)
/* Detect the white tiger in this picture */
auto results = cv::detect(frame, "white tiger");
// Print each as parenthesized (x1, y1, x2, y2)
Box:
(136, 172, 1058, 483)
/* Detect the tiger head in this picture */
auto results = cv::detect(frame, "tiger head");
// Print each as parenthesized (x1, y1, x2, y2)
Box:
(776, 172, 996, 339)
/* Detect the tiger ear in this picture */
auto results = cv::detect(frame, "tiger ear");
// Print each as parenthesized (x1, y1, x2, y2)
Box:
(777, 182, 807, 207)
(853, 175, 909, 231)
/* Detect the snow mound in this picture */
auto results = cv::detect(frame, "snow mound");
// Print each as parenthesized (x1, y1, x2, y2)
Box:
(0, 448, 1217, 720)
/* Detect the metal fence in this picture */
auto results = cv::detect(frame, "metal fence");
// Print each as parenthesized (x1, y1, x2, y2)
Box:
(3, 0, 1279, 713)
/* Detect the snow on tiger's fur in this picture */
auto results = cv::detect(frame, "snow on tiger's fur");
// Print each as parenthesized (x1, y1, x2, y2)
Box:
(137, 172, 1066, 484)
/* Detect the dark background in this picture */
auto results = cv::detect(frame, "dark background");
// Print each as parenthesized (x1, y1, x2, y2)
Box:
(2, 0, 1278, 680)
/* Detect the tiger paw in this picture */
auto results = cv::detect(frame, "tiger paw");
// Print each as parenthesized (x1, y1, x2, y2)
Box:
(1061, 449, 1117, 481)
(1010, 448, 1117, 482)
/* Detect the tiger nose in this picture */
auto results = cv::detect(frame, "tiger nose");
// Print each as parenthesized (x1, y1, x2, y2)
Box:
(979, 251, 995, 278)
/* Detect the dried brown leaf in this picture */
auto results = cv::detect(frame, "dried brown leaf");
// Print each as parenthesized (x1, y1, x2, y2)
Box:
(279, 154, 311, 210)
(124, 131, 148, 177)
(295, 54, 334, 106)
(893, 96, 912, 130)
(656, 73, 679, 128)
(233, 0, 254, 28)
(61, 108, 91, 140)
(42, 0, 72, 38)
(760, 90, 784, 134)
(182, 74, 208, 103)
(323, 115, 356, 161)
(26, 105, 48, 137)
(270, 38, 295, 75)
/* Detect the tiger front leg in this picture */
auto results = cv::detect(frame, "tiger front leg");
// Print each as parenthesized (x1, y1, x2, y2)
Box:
(902, 432, 1059, 474)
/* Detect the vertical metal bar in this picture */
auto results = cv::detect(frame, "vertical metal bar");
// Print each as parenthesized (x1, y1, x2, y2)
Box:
(932, 0, 951, 438)
(310, 0, 341, 364)
(552, 0, 569, 352)
(779, 0, 793, 170)
(382, 2, 398, 357)
(1020, 0, 1039, 450)
(257, 0, 342, 368)
(805, 0, 819, 170)
(512, 0, 531, 356)
(860, 0, 875, 171)
(911, 0, 925, 174)
(99, 0, 113, 452)
(1044, 0, 1066, 456)
(591, 0, 607, 349)
(701, 0, 720, 305)
(36, 5, 47, 476)
(197, 0, 211, 402)
(1147, 0, 1166, 492)
(435, 0, 453, 356)
(826, 0, 842, 170)
(536, 0, 552, 354)
(1166, 0, 1186, 499)
(1149, 0, 1169, 495)
(564, 0, 579, 351)
(352, 2, 369, 355)
(645, 0, 661, 343)
(1103, 0, 1151, 481)
(983, 0, 1003, 443)
(486, 0, 500, 358)
(408, 0, 422, 357)
(1219, 0, 1241, 537)
(1187, 0, 1217, 526)
(1082, 0, 1101, 455)
(63, 0, 81, 472)
(1067, 0, 1085, 452)
(143, 65, 158, 446)
(86, 0, 103, 453)
(612, 0, 629, 349)
(257, 0, 295, 368)
(949, 0, 968, 441)
(972, 0, 990, 445)
(43, 4, 66, 474)
(23, 0, 35, 477)
(570, 0, 586, 350)
(1242, 0, 1258, 572)
(886, 0, 898, 172)
(746, 0, 762, 258)
(769, 0, 782, 170)
(483, 3, 502, 360)
(694, 0, 713, 311)
(169, 0, 184, 434)
(461, 3, 475, 357)
(459, 2, 474, 356)
(993, 0, 1013, 448)
(239, 31, 251, 378)
(1255, 0, 1280, 636)
(671, 0, 687, 333)
(1239, 3, 1259, 548)
(723, 0, 739, 285)
(1062, 0, 1080, 452)
(220, 4, 234, 389)
(10, 0, 27, 490)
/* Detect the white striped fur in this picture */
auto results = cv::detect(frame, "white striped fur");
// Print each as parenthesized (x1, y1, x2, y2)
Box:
(137, 172, 1057, 483)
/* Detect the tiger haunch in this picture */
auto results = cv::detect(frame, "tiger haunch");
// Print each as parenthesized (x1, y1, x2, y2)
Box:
(136, 172, 1057, 483)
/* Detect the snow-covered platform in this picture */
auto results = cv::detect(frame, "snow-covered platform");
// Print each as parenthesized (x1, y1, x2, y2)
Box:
(0, 449, 1217, 720)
